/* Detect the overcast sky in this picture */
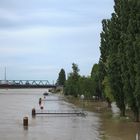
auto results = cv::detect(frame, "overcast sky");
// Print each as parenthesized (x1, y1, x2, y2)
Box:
(0, 0, 114, 83)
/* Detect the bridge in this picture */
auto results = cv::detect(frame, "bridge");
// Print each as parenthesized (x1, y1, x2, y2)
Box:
(0, 80, 56, 88)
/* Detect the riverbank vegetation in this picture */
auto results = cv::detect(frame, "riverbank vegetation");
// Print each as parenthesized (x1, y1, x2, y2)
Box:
(57, 0, 140, 122)
(99, 0, 140, 122)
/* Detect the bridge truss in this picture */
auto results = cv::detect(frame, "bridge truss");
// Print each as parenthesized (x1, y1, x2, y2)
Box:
(0, 80, 56, 88)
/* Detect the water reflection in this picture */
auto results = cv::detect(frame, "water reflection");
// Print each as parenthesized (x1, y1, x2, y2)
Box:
(23, 126, 28, 131)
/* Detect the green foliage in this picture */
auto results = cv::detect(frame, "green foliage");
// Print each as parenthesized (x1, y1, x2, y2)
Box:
(99, 0, 140, 120)
(64, 63, 102, 99)
(64, 63, 80, 97)
(135, 36, 140, 108)
(57, 68, 66, 86)
(91, 64, 102, 98)
(78, 76, 94, 99)
(102, 76, 114, 102)
(100, 5, 126, 116)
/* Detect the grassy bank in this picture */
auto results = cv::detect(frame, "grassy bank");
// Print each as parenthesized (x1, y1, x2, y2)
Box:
(64, 95, 107, 112)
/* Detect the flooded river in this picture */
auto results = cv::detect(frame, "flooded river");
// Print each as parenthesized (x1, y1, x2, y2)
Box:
(0, 89, 101, 140)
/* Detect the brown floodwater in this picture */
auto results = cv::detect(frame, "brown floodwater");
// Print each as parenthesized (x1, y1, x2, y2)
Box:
(0, 89, 101, 140)
(88, 102, 140, 140)
(100, 103, 140, 140)
(67, 97, 140, 140)
(0, 89, 140, 140)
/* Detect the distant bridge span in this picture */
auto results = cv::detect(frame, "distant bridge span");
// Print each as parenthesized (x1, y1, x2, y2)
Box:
(0, 80, 56, 88)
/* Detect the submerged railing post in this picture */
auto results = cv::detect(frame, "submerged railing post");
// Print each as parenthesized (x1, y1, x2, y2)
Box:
(23, 116, 28, 127)
(32, 108, 36, 117)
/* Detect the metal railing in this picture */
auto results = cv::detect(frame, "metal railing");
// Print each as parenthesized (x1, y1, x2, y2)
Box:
(35, 109, 86, 116)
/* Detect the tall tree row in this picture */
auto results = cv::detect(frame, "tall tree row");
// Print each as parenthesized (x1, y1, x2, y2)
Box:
(99, 0, 140, 121)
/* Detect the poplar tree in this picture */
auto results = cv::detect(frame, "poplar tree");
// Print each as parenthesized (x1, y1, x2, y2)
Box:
(64, 63, 80, 97)
(57, 68, 66, 86)
(100, 0, 140, 120)
(91, 64, 102, 98)
(99, 19, 111, 100)
(125, 0, 140, 121)
(100, 0, 126, 116)
(134, 2, 140, 119)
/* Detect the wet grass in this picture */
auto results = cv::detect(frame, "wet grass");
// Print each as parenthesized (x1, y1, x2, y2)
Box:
(64, 96, 108, 112)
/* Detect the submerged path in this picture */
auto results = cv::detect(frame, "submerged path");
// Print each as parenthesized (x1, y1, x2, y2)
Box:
(0, 89, 101, 140)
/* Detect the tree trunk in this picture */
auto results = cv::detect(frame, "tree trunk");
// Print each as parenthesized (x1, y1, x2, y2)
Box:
(120, 106, 125, 117)
(107, 101, 112, 108)
(134, 109, 139, 122)
(106, 98, 111, 108)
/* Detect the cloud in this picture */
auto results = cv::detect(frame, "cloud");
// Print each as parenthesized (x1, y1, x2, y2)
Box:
(0, 0, 114, 81)
(0, 23, 101, 80)
(0, 0, 114, 29)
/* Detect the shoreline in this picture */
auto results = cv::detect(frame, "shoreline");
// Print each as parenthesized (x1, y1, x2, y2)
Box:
(64, 95, 140, 140)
